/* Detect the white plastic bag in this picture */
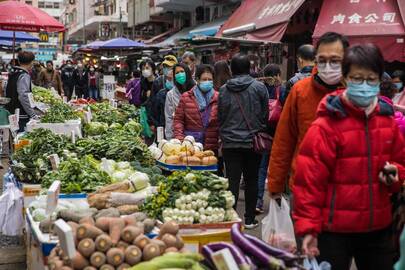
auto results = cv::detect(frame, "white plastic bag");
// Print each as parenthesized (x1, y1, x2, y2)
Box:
(303, 258, 331, 270)
(0, 183, 24, 236)
(262, 196, 296, 252)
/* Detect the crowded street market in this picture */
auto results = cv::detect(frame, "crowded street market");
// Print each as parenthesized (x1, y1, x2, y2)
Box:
(0, 0, 405, 269)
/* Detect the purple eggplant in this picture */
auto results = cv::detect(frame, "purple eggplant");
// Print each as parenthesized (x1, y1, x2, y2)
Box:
(244, 233, 302, 267)
(231, 223, 286, 269)
(202, 245, 215, 265)
(244, 255, 257, 270)
(206, 242, 252, 270)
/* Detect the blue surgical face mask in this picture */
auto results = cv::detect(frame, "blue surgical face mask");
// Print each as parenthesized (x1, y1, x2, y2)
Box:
(199, 80, 213, 93)
(163, 67, 170, 76)
(165, 80, 173, 90)
(346, 81, 380, 107)
(394, 82, 403, 90)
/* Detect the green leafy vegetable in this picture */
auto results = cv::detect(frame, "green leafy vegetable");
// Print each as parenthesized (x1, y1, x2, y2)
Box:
(41, 102, 79, 123)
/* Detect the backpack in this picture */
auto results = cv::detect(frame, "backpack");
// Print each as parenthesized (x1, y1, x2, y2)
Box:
(125, 78, 142, 106)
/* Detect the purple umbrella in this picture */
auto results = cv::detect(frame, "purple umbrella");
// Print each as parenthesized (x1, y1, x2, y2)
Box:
(84, 40, 105, 49)
(98, 37, 144, 49)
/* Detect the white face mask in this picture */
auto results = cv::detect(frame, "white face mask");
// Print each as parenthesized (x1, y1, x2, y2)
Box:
(142, 69, 152, 78)
(317, 62, 342, 86)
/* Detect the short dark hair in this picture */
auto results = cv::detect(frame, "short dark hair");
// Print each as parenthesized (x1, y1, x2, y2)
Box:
(342, 44, 385, 78)
(17, 51, 35, 65)
(66, 60, 72, 64)
(231, 54, 250, 76)
(46, 60, 53, 66)
(297, 44, 315, 61)
(316, 32, 349, 51)
(132, 70, 141, 78)
(380, 79, 397, 99)
(392, 70, 405, 81)
(139, 59, 156, 73)
(195, 64, 214, 80)
(262, 64, 281, 77)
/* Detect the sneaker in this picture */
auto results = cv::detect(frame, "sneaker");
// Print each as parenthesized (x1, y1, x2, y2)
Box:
(244, 219, 259, 229)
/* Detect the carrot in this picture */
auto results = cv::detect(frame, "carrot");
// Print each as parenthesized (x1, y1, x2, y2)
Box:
(142, 243, 161, 261)
(117, 240, 129, 251)
(83, 267, 97, 270)
(79, 217, 95, 226)
(124, 245, 142, 265)
(161, 233, 177, 248)
(48, 257, 64, 270)
(106, 248, 125, 266)
(123, 215, 137, 226)
(158, 220, 179, 237)
(109, 217, 125, 245)
(60, 267, 74, 270)
(78, 238, 96, 258)
(77, 224, 103, 240)
(100, 265, 114, 270)
(117, 263, 131, 270)
(90, 251, 106, 268)
(95, 234, 112, 252)
(150, 239, 166, 254)
(95, 217, 112, 232)
(165, 247, 179, 253)
(121, 226, 143, 243)
(133, 234, 150, 250)
(71, 251, 89, 270)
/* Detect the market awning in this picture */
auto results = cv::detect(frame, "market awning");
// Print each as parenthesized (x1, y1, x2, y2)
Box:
(154, 26, 194, 47)
(217, 0, 305, 42)
(313, 0, 405, 62)
(189, 17, 229, 38)
(0, 30, 40, 42)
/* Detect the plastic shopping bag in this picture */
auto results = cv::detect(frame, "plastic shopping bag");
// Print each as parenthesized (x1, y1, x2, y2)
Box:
(0, 183, 24, 236)
(262, 196, 296, 252)
(140, 106, 153, 138)
(303, 258, 331, 270)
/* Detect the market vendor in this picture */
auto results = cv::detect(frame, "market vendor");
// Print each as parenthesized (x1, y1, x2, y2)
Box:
(5, 51, 38, 132)
(173, 64, 219, 151)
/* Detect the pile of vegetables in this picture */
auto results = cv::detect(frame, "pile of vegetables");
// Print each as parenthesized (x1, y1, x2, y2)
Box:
(202, 223, 305, 270)
(141, 171, 238, 224)
(41, 102, 80, 123)
(87, 102, 139, 126)
(32, 86, 62, 105)
(41, 155, 112, 193)
(11, 129, 74, 183)
(47, 216, 196, 270)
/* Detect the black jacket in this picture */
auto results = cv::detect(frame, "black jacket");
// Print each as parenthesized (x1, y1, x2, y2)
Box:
(218, 75, 269, 149)
(150, 87, 169, 127)
(73, 68, 88, 88)
(61, 66, 75, 87)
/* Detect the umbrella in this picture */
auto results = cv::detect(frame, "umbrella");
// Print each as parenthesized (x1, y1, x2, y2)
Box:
(0, 30, 39, 42)
(98, 37, 145, 49)
(85, 40, 106, 49)
(0, 40, 13, 47)
(0, 0, 65, 59)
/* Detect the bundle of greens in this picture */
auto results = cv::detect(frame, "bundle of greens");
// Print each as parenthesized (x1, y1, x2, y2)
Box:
(32, 86, 62, 105)
(11, 129, 74, 183)
(41, 102, 79, 123)
(88, 102, 140, 125)
(41, 155, 112, 193)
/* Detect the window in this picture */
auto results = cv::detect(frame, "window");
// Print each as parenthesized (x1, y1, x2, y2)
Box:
(45, 2, 53, 8)
(54, 2, 60, 9)
(38, 1, 45, 8)
(25, 0, 32, 5)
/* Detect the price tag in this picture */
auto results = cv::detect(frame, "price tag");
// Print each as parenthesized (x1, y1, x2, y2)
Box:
(71, 130, 76, 144)
(63, 96, 68, 103)
(48, 154, 60, 171)
(46, 180, 60, 215)
(157, 127, 164, 142)
(54, 219, 76, 259)
(211, 248, 239, 270)
(84, 111, 92, 123)
(8, 114, 19, 132)
(27, 93, 35, 108)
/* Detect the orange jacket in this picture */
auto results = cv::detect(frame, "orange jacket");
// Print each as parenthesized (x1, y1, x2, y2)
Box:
(267, 73, 344, 193)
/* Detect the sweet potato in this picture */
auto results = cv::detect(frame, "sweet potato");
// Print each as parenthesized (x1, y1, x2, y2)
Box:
(150, 239, 166, 254)
(87, 193, 111, 210)
(78, 238, 96, 258)
(117, 205, 139, 215)
(161, 233, 177, 248)
(79, 217, 95, 226)
(94, 208, 120, 220)
(124, 245, 142, 265)
(90, 251, 106, 268)
(58, 208, 98, 223)
(95, 217, 112, 232)
(122, 215, 137, 226)
(95, 234, 112, 252)
(94, 181, 131, 194)
(121, 226, 143, 243)
(109, 217, 125, 245)
(106, 248, 125, 266)
(71, 251, 89, 270)
(159, 220, 179, 237)
(77, 224, 103, 240)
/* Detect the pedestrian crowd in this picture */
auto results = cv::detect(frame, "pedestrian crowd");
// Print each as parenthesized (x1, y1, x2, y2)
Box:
(3, 31, 405, 270)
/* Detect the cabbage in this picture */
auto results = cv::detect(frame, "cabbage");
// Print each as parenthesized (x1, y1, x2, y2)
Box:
(129, 172, 149, 191)
(112, 171, 127, 182)
(100, 158, 116, 175)
(116, 161, 131, 170)
(84, 122, 108, 136)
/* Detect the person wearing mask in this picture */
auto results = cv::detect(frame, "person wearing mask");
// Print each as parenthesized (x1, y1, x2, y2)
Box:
(255, 64, 284, 214)
(392, 70, 405, 112)
(214, 60, 232, 90)
(151, 69, 174, 128)
(154, 55, 177, 94)
(31, 61, 44, 86)
(88, 66, 101, 100)
(294, 44, 405, 270)
(139, 59, 156, 103)
(285, 44, 316, 100)
(181, 51, 197, 77)
(61, 60, 75, 100)
(173, 64, 219, 151)
(39, 60, 63, 95)
(5, 51, 37, 131)
(267, 32, 349, 199)
(165, 63, 195, 139)
(218, 54, 269, 229)
(72, 62, 88, 98)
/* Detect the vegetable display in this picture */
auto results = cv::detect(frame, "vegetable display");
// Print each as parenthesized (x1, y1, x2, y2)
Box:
(32, 86, 62, 105)
(47, 217, 195, 270)
(41, 102, 80, 123)
(141, 171, 238, 224)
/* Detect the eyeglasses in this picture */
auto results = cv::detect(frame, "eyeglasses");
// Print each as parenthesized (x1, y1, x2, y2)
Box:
(348, 76, 380, 86)
(316, 58, 342, 70)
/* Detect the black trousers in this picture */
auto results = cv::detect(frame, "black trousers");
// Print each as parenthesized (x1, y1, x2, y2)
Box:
(64, 85, 74, 101)
(75, 86, 88, 99)
(223, 148, 261, 222)
(318, 226, 395, 270)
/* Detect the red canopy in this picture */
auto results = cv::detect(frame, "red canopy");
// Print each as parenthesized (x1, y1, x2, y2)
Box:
(0, 1, 65, 33)
(313, 0, 405, 62)
(217, 0, 305, 42)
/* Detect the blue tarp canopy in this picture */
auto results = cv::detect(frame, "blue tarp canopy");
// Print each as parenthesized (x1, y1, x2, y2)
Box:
(0, 30, 39, 42)
(188, 17, 229, 38)
(0, 40, 13, 46)
(98, 37, 145, 49)
(84, 40, 106, 49)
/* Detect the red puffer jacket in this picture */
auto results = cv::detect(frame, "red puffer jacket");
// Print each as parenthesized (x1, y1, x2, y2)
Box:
(293, 93, 405, 236)
(173, 89, 219, 150)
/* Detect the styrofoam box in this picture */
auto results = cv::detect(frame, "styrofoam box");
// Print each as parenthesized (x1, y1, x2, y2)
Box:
(26, 119, 82, 138)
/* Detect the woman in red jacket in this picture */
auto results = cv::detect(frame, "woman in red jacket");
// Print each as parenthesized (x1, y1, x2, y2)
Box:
(294, 44, 405, 270)
(173, 64, 219, 151)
